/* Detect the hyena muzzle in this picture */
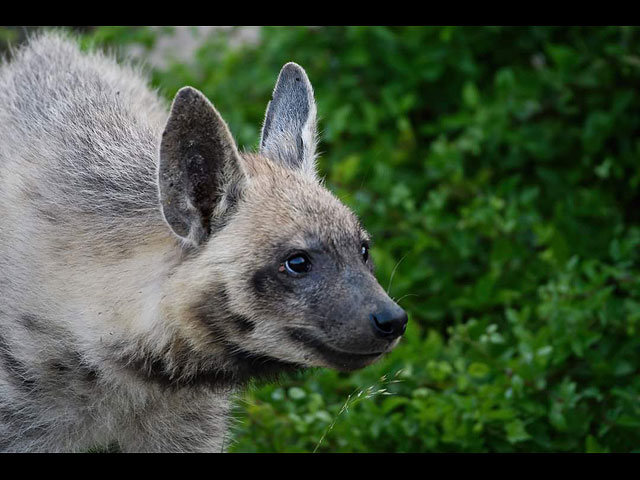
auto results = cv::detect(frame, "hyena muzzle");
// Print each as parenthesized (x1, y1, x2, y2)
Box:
(0, 32, 407, 452)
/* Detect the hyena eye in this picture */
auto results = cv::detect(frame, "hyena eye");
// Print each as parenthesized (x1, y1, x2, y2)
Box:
(361, 244, 369, 262)
(283, 253, 312, 275)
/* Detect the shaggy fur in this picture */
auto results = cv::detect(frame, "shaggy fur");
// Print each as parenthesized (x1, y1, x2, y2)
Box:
(0, 32, 406, 452)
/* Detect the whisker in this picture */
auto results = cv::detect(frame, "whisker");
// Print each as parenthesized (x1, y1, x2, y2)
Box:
(395, 293, 419, 304)
(358, 162, 373, 191)
(387, 254, 408, 294)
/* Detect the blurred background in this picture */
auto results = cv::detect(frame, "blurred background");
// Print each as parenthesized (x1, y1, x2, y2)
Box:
(2, 26, 640, 452)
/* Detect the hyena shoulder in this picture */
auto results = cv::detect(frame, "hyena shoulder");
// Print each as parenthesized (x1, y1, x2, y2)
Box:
(0, 31, 167, 233)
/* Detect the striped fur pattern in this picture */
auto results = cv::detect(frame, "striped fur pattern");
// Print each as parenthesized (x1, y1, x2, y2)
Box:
(0, 32, 406, 452)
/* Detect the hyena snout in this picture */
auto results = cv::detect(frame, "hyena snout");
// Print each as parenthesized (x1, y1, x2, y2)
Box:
(369, 304, 408, 340)
(322, 275, 409, 360)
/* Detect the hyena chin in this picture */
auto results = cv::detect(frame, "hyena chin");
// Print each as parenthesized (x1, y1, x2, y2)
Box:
(0, 32, 407, 452)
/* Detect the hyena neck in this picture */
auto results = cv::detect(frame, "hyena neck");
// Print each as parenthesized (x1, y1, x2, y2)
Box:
(118, 257, 303, 391)
(113, 325, 303, 392)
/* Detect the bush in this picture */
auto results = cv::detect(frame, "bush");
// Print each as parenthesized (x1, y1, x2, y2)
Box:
(42, 26, 640, 451)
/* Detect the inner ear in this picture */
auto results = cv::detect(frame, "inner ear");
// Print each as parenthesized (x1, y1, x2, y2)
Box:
(259, 62, 318, 176)
(158, 86, 245, 246)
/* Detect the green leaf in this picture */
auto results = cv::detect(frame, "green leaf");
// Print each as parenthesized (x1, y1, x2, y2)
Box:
(468, 362, 490, 378)
(288, 387, 306, 401)
(505, 420, 531, 444)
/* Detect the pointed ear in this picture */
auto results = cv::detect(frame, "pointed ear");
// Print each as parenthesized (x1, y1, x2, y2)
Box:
(158, 86, 245, 246)
(260, 62, 318, 176)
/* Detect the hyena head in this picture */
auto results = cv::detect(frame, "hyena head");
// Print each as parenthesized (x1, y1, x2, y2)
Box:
(158, 63, 407, 375)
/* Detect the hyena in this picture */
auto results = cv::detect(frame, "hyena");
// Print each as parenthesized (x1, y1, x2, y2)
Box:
(0, 31, 408, 452)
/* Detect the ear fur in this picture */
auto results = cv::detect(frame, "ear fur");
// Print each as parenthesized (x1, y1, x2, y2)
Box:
(260, 62, 318, 177)
(158, 86, 244, 246)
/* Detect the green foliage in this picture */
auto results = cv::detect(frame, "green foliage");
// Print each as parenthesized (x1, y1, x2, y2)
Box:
(83, 26, 640, 452)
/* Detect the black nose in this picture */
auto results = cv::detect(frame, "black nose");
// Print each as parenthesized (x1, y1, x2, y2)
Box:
(370, 307, 408, 339)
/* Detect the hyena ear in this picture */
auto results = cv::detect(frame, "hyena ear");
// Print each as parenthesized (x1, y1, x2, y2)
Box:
(158, 86, 245, 246)
(260, 62, 318, 177)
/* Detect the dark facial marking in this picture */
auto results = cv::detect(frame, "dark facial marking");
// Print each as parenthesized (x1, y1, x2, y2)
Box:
(192, 286, 258, 338)
(251, 263, 295, 299)
(251, 264, 272, 297)
(113, 341, 300, 391)
(223, 343, 303, 384)
(286, 327, 383, 371)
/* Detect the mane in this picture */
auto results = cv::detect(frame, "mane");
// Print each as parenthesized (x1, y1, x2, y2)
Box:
(0, 30, 170, 240)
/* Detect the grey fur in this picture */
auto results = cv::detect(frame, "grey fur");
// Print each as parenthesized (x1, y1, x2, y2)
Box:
(0, 32, 406, 452)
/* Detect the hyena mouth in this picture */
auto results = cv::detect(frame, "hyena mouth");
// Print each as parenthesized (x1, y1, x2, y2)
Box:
(286, 328, 385, 371)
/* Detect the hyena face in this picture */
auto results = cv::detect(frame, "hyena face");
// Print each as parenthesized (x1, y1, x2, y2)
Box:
(158, 63, 407, 374)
